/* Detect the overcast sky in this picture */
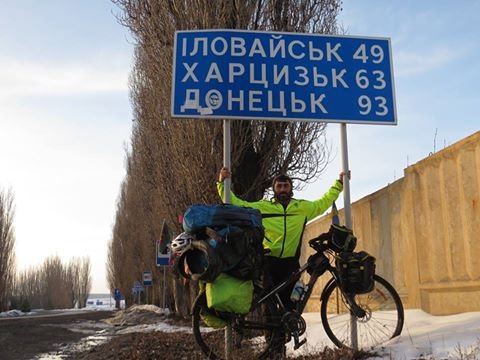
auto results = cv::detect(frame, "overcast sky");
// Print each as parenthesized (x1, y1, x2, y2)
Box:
(299, 1, 480, 202)
(0, 1, 479, 293)
(0, 1, 132, 293)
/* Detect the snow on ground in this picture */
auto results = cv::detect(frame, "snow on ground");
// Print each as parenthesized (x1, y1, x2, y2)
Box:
(2, 304, 480, 359)
(0, 309, 35, 317)
(292, 310, 480, 359)
(377, 310, 480, 359)
(103, 306, 480, 359)
(115, 322, 192, 335)
(0, 295, 120, 318)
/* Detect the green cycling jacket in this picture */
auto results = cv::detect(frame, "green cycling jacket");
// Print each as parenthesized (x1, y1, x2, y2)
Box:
(217, 180, 343, 259)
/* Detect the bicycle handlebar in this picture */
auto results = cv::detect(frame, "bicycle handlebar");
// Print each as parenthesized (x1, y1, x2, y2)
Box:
(308, 232, 330, 252)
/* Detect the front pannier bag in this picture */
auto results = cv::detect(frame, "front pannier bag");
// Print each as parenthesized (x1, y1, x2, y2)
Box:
(336, 251, 376, 294)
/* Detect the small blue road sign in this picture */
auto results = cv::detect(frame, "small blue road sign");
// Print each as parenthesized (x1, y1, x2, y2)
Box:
(157, 254, 171, 267)
(132, 280, 144, 295)
(142, 271, 153, 286)
(156, 240, 173, 267)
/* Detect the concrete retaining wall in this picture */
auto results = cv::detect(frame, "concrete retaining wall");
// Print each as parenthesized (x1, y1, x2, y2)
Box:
(302, 131, 480, 315)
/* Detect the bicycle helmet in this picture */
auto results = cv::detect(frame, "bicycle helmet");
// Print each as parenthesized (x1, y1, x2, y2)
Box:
(174, 240, 223, 282)
(171, 232, 194, 255)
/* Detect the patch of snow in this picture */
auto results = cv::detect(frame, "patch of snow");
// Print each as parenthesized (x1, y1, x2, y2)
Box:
(0, 309, 35, 317)
(116, 322, 192, 335)
(285, 310, 480, 359)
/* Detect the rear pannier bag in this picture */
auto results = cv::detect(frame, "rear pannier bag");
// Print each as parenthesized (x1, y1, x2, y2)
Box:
(193, 285, 227, 329)
(199, 308, 227, 329)
(336, 251, 376, 294)
(205, 273, 254, 315)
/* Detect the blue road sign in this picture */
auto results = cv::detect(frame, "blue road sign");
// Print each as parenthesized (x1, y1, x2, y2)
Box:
(132, 280, 144, 295)
(142, 271, 153, 286)
(171, 30, 396, 125)
(156, 240, 173, 267)
(156, 254, 171, 267)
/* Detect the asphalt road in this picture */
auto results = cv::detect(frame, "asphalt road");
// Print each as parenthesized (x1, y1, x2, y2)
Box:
(0, 310, 114, 360)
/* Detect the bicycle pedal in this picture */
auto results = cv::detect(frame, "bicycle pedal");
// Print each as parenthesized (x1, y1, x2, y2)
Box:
(294, 337, 306, 350)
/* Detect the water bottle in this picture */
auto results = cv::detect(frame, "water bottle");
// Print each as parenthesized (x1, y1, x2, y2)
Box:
(290, 279, 305, 302)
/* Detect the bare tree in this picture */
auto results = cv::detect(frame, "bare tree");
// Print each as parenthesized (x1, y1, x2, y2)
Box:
(15, 267, 43, 309)
(68, 258, 81, 308)
(113, 0, 339, 198)
(14, 256, 92, 311)
(41, 256, 71, 309)
(0, 189, 16, 312)
(109, 0, 342, 316)
(77, 257, 92, 308)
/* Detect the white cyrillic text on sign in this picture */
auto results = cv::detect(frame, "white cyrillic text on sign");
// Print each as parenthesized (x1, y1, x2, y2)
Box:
(171, 30, 396, 124)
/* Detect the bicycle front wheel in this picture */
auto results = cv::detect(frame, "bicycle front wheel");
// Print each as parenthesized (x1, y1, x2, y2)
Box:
(320, 274, 404, 350)
(192, 292, 280, 359)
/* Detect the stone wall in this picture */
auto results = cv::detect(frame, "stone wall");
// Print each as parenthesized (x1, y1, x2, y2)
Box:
(301, 131, 480, 315)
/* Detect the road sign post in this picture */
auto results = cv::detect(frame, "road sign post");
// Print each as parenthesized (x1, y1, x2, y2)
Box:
(223, 119, 232, 358)
(132, 281, 144, 305)
(155, 225, 172, 309)
(156, 225, 173, 268)
(171, 29, 397, 354)
(142, 272, 153, 304)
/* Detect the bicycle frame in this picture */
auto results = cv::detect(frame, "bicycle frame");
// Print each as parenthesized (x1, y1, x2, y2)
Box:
(237, 253, 326, 329)
(255, 251, 333, 307)
(238, 250, 365, 333)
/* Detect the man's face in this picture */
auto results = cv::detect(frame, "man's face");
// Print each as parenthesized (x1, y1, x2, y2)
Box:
(274, 181, 292, 202)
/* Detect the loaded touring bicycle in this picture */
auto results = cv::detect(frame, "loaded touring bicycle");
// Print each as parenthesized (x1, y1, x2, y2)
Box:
(172, 204, 404, 359)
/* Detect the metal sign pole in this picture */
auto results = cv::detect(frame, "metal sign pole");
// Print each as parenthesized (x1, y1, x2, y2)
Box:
(340, 123, 358, 349)
(223, 119, 232, 204)
(163, 266, 166, 310)
(340, 123, 352, 228)
(223, 119, 233, 359)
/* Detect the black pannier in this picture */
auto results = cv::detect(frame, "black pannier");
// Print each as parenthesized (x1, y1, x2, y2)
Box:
(175, 204, 265, 282)
(336, 251, 376, 294)
(220, 226, 264, 280)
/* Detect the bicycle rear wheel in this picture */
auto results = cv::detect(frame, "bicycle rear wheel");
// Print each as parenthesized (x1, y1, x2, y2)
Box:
(320, 274, 404, 349)
(192, 292, 281, 359)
